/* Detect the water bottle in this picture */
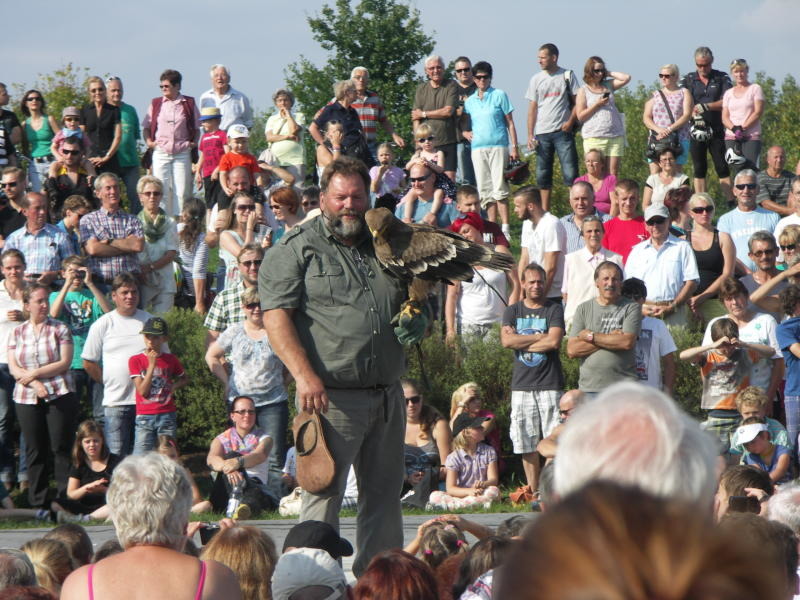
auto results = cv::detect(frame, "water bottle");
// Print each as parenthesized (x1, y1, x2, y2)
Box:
(225, 480, 244, 518)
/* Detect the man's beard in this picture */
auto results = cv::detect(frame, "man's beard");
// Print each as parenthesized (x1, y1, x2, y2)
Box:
(324, 209, 365, 240)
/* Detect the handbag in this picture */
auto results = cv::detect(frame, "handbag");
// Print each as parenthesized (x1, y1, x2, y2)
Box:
(292, 411, 336, 494)
(646, 89, 684, 160)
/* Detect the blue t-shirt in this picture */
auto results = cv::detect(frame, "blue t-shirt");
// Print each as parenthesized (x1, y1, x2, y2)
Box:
(777, 316, 800, 396)
(743, 443, 792, 484)
(717, 207, 780, 271)
(464, 87, 514, 149)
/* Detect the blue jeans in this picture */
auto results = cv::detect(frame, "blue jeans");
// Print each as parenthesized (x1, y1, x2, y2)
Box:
(785, 395, 800, 455)
(215, 262, 227, 294)
(104, 405, 136, 458)
(256, 402, 288, 499)
(134, 412, 177, 455)
(457, 141, 476, 185)
(119, 165, 141, 214)
(71, 369, 105, 428)
(0, 364, 26, 483)
(535, 130, 578, 189)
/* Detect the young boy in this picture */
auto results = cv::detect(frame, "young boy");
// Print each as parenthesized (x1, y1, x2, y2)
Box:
(680, 317, 774, 452)
(217, 124, 260, 198)
(734, 417, 793, 484)
(729, 386, 790, 461)
(56, 195, 92, 256)
(50, 256, 112, 420)
(128, 317, 188, 454)
(195, 107, 228, 210)
(454, 185, 509, 247)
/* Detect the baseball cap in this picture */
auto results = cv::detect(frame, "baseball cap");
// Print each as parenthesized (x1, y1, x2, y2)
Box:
(271, 548, 347, 600)
(734, 422, 768, 446)
(200, 106, 222, 121)
(282, 520, 353, 559)
(452, 414, 490, 439)
(140, 317, 168, 336)
(227, 124, 249, 139)
(644, 203, 669, 223)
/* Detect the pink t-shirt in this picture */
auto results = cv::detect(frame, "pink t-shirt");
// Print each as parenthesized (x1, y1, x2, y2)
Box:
(723, 84, 764, 140)
(198, 130, 228, 177)
(575, 174, 617, 215)
(602, 216, 649, 264)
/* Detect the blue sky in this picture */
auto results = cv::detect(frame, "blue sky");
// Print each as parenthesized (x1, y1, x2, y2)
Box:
(5, 0, 798, 128)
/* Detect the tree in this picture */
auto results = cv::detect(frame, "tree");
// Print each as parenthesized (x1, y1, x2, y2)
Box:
(10, 63, 95, 124)
(285, 0, 435, 164)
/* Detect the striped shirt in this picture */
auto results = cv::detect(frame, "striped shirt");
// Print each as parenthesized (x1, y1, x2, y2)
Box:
(79, 207, 144, 281)
(4, 224, 73, 274)
(177, 224, 208, 296)
(10, 318, 73, 404)
(316, 91, 387, 142)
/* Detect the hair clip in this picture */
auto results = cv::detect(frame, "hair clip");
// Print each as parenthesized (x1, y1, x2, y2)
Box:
(444, 524, 455, 530)
(456, 540, 466, 547)
(424, 549, 433, 555)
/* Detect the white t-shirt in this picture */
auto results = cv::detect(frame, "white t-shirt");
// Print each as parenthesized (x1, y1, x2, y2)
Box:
(0, 284, 23, 364)
(635, 316, 677, 389)
(81, 309, 155, 407)
(524, 67, 579, 135)
(525, 212, 566, 297)
(520, 219, 534, 250)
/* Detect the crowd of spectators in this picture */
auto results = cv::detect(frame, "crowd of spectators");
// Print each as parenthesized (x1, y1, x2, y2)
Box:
(0, 41, 799, 598)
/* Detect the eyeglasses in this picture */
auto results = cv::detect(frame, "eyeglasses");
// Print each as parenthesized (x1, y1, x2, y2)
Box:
(691, 206, 714, 214)
(752, 249, 775, 257)
(409, 174, 431, 183)
(236, 204, 256, 211)
(659, 157, 675, 162)
(302, 201, 319, 208)
(780, 244, 797, 252)
(240, 259, 262, 268)
(427, 66, 443, 71)
(406, 395, 421, 404)
(473, 75, 490, 80)
(232, 409, 256, 416)
(26, 97, 42, 102)
(646, 217, 667, 225)
(141, 190, 162, 196)
(61, 149, 81, 156)
(417, 136, 434, 142)
(658, 73, 673, 79)
(735, 183, 757, 190)
(455, 68, 471, 73)
(0, 182, 18, 188)
(244, 302, 261, 310)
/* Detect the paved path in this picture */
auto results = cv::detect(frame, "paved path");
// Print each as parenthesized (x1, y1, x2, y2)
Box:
(0, 512, 523, 579)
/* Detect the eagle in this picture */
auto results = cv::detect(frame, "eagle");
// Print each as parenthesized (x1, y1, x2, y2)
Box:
(364, 207, 515, 306)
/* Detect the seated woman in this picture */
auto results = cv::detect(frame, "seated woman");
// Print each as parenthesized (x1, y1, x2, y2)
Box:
(157, 435, 211, 514)
(448, 382, 502, 471)
(60, 453, 240, 600)
(403, 378, 451, 508)
(642, 148, 690, 208)
(206, 395, 275, 516)
(428, 415, 500, 511)
(445, 213, 516, 343)
(52, 420, 120, 522)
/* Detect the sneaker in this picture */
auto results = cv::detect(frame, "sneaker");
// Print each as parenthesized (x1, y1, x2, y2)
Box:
(501, 224, 511, 240)
(57, 511, 85, 524)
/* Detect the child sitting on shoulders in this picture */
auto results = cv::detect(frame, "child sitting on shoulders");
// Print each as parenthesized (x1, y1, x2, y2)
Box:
(50, 107, 95, 176)
(679, 317, 774, 452)
(369, 143, 405, 211)
(729, 386, 789, 462)
(428, 414, 500, 510)
(217, 124, 260, 197)
(734, 417, 793, 484)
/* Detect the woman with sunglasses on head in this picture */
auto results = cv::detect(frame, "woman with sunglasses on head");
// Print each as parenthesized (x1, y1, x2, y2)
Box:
(402, 378, 452, 508)
(722, 59, 764, 175)
(219, 192, 269, 290)
(575, 57, 630, 177)
(206, 286, 288, 504)
(136, 175, 178, 314)
(643, 64, 693, 175)
(686, 193, 735, 322)
(19, 90, 59, 192)
(79, 76, 121, 176)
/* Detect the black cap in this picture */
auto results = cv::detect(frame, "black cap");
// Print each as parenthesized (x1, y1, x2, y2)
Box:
(140, 317, 168, 336)
(282, 520, 353, 559)
(452, 414, 490, 439)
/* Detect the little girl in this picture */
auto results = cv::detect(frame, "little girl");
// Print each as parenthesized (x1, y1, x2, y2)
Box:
(449, 382, 503, 472)
(369, 143, 405, 210)
(53, 420, 120, 522)
(428, 415, 500, 510)
(49, 107, 96, 176)
(404, 514, 491, 569)
(405, 123, 445, 176)
(736, 417, 793, 484)
(157, 435, 213, 513)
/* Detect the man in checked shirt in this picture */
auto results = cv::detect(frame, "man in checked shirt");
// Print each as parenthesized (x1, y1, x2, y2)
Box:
(79, 172, 144, 289)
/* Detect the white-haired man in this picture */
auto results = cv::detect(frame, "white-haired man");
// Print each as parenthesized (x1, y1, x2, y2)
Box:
(349, 66, 405, 159)
(200, 64, 253, 131)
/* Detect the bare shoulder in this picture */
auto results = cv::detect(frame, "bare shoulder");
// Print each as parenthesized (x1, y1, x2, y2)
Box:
(61, 564, 91, 600)
(202, 559, 242, 600)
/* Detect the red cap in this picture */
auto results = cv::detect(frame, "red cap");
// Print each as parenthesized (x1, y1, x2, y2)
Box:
(449, 211, 485, 234)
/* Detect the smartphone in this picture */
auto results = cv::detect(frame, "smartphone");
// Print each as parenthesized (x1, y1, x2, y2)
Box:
(728, 495, 760, 514)
(602, 91, 610, 99)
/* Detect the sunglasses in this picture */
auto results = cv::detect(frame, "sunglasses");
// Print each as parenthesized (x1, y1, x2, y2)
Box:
(592, 69, 605, 74)
(232, 409, 256, 416)
(240, 259, 263, 268)
(244, 302, 261, 310)
(474, 75, 490, 80)
(61, 149, 81, 156)
(26, 97, 42, 102)
(159, 84, 172, 89)
(409, 174, 431, 183)
(141, 190, 162, 196)
(781, 244, 796, 252)
(696, 62, 712, 69)
(269, 204, 283, 210)
(646, 217, 667, 225)
(752, 249, 775, 257)
(417, 136, 435, 143)
(691, 206, 714, 214)
(735, 183, 757, 190)
(302, 201, 319, 208)
(0, 182, 18, 188)
(658, 73, 673, 79)
(406, 395, 421, 404)
(63, 117, 79, 121)
(236, 204, 256, 211)
(455, 68, 471, 73)
(89, 88, 105, 93)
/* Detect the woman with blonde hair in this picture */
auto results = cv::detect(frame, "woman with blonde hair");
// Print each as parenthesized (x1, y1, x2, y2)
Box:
(449, 381, 501, 469)
(21, 538, 76, 597)
(79, 76, 121, 175)
(722, 58, 765, 174)
(200, 525, 278, 600)
(643, 63, 693, 175)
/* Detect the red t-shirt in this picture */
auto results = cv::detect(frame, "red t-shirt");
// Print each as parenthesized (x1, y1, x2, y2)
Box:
(199, 130, 228, 177)
(218, 151, 259, 176)
(483, 221, 509, 248)
(128, 352, 185, 415)
(602, 216, 649, 264)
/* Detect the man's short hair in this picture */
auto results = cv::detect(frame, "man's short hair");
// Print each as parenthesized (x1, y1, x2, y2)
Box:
(554, 382, 717, 505)
(695, 46, 714, 60)
(614, 178, 639, 195)
(209, 64, 229, 78)
(237, 243, 265, 262)
(748, 230, 777, 254)
(160, 69, 182, 86)
(111, 272, 138, 293)
(1, 166, 25, 181)
(93, 172, 119, 192)
(720, 464, 772, 498)
(424, 54, 444, 68)
(780, 284, 800, 317)
(522, 262, 546, 281)
(454, 56, 471, 66)
(710, 317, 738, 342)
(539, 43, 559, 57)
(456, 185, 479, 204)
(734, 168, 758, 186)
(621, 277, 647, 300)
(593, 260, 622, 281)
(570, 180, 594, 199)
(350, 66, 368, 78)
(718, 276, 748, 301)
(769, 484, 800, 535)
(62, 195, 92, 217)
(319, 156, 370, 196)
(514, 185, 542, 207)
(0, 550, 37, 589)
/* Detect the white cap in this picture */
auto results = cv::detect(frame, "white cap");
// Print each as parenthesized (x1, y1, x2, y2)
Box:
(227, 124, 249, 139)
(734, 422, 769, 446)
(271, 548, 347, 600)
(643, 203, 669, 222)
